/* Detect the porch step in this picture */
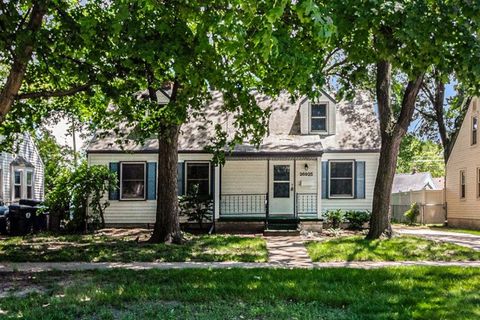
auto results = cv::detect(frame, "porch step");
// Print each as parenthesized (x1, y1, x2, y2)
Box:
(264, 216, 300, 236)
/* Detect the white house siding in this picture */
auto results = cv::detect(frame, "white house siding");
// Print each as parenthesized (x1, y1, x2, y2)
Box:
(87, 152, 213, 225)
(221, 160, 268, 194)
(446, 97, 480, 228)
(320, 152, 379, 213)
(0, 134, 44, 204)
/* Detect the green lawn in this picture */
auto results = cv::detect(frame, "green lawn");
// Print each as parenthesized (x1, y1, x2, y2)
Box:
(306, 236, 480, 262)
(1, 267, 479, 319)
(0, 233, 267, 262)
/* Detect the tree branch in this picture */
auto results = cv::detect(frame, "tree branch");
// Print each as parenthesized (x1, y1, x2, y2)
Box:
(15, 83, 92, 100)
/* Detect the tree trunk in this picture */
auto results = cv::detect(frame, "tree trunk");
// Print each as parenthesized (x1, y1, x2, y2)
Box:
(367, 134, 402, 239)
(367, 60, 424, 239)
(149, 125, 182, 243)
(432, 78, 448, 162)
(0, 1, 47, 123)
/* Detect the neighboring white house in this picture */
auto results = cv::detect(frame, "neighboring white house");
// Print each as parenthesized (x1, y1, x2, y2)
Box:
(0, 133, 44, 204)
(446, 97, 480, 229)
(392, 172, 443, 193)
(86, 90, 380, 228)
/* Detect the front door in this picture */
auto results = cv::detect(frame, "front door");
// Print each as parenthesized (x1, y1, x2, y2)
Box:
(269, 161, 294, 215)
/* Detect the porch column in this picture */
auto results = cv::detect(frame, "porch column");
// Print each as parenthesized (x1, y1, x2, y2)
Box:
(214, 165, 220, 220)
(317, 156, 322, 219)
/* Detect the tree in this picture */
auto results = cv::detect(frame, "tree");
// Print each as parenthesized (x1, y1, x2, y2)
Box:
(0, 0, 102, 126)
(75, 0, 334, 243)
(324, 0, 480, 239)
(397, 134, 444, 177)
(414, 78, 472, 161)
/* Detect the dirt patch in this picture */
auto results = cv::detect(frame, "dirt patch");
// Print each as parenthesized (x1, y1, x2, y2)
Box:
(95, 228, 152, 241)
(0, 273, 47, 298)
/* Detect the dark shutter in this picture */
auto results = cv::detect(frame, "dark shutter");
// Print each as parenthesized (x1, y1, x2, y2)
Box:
(108, 162, 120, 200)
(321, 161, 329, 199)
(210, 163, 215, 197)
(146, 162, 157, 200)
(177, 162, 185, 196)
(355, 161, 366, 199)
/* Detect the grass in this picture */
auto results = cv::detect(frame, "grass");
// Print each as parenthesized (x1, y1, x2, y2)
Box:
(306, 236, 480, 262)
(0, 233, 267, 263)
(429, 226, 480, 236)
(0, 267, 479, 319)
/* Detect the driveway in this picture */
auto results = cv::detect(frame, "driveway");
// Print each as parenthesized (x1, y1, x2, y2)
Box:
(395, 227, 480, 251)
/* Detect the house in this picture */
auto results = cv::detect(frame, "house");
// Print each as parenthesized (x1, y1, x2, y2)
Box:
(446, 97, 480, 229)
(86, 90, 380, 231)
(392, 172, 443, 193)
(0, 133, 44, 204)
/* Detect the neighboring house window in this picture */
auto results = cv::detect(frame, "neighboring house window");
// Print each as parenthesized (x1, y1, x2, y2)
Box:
(329, 161, 354, 198)
(460, 170, 466, 199)
(477, 168, 480, 198)
(311, 103, 327, 132)
(472, 116, 478, 145)
(120, 162, 146, 200)
(186, 162, 210, 197)
(26, 171, 33, 199)
(14, 170, 22, 199)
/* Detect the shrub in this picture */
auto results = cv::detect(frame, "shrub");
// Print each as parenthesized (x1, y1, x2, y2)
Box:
(404, 202, 420, 225)
(45, 161, 117, 233)
(344, 210, 370, 230)
(324, 209, 343, 229)
(179, 184, 213, 230)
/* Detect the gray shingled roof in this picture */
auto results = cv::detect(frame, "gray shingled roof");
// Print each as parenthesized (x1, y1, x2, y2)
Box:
(392, 172, 443, 193)
(87, 91, 380, 154)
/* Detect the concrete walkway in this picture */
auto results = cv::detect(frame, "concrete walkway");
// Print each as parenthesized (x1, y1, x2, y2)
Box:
(265, 236, 313, 267)
(395, 228, 480, 251)
(1, 260, 480, 273)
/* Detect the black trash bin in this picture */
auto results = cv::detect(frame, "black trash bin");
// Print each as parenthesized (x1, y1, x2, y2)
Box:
(8, 200, 47, 235)
(7, 204, 33, 236)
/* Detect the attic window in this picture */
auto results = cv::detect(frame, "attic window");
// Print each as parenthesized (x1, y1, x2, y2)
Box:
(310, 104, 327, 132)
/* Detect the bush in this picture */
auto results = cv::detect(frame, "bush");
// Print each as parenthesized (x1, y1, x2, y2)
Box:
(179, 184, 213, 230)
(404, 202, 420, 225)
(344, 210, 370, 230)
(324, 209, 343, 229)
(45, 161, 117, 233)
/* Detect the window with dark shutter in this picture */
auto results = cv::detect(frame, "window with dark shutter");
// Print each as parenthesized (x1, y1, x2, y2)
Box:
(329, 161, 354, 198)
(120, 162, 146, 200)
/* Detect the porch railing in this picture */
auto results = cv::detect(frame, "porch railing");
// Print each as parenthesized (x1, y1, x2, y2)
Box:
(220, 194, 267, 216)
(296, 193, 317, 216)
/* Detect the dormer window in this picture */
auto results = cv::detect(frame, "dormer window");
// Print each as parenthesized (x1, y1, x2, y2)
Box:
(311, 103, 327, 132)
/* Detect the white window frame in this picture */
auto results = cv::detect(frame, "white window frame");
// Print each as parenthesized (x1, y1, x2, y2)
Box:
(119, 162, 146, 201)
(328, 160, 355, 199)
(185, 161, 211, 196)
(472, 116, 478, 146)
(13, 169, 23, 200)
(310, 103, 328, 133)
(460, 170, 466, 199)
(26, 170, 34, 199)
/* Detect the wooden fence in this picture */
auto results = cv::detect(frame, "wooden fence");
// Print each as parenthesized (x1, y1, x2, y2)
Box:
(390, 189, 446, 224)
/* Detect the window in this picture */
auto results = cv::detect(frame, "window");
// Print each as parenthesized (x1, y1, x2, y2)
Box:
(311, 104, 327, 132)
(460, 170, 466, 199)
(186, 162, 210, 197)
(14, 170, 22, 199)
(329, 161, 354, 198)
(120, 163, 146, 200)
(273, 165, 290, 198)
(26, 171, 33, 199)
(477, 168, 480, 199)
(472, 116, 478, 145)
